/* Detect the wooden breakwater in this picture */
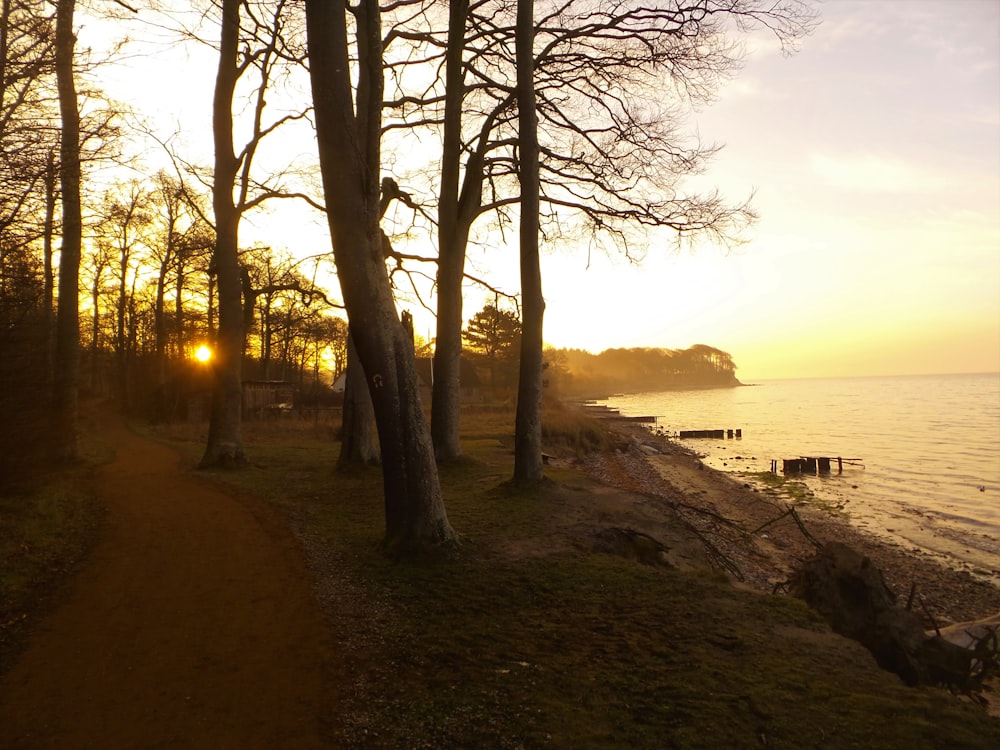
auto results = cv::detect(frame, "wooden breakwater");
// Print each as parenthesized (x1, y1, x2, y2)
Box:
(774, 457, 864, 475)
(578, 404, 740, 434)
(580, 404, 658, 423)
(678, 429, 742, 439)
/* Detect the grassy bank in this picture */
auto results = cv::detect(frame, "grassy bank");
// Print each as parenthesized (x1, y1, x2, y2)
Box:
(155, 407, 998, 749)
(4, 404, 997, 747)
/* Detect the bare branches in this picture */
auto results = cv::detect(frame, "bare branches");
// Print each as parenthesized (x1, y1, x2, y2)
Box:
(377, 0, 814, 259)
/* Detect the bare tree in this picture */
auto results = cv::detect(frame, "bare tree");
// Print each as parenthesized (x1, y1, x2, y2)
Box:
(92, 180, 151, 409)
(0, 1, 58, 257)
(51, 0, 82, 460)
(0, 1, 58, 459)
(80, 241, 111, 393)
(239, 246, 333, 379)
(430, 0, 471, 461)
(144, 171, 214, 418)
(381, 0, 816, 460)
(512, 0, 543, 484)
(200, 0, 311, 466)
(305, 0, 456, 549)
(202, 0, 247, 465)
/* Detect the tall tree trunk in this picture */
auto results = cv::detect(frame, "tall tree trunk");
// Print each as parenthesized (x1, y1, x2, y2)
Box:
(153, 257, 169, 421)
(338, 333, 379, 467)
(306, 0, 455, 549)
(174, 265, 185, 356)
(43, 149, 56, 386)
(201, 0, 246, 467)
(430, 0, 470, 462)
(513, 0, 544, 485)
(89, 271, 100, 392)
(52, 0, 81, 461)
(207, 271, 216, 342)
(114, 250, 128, 402)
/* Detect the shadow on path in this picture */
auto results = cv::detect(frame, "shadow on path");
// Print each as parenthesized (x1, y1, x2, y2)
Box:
(0, 410, 336, 748)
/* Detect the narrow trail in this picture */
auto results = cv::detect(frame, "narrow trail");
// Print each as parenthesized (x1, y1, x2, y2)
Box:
(0, 412, 336, 748)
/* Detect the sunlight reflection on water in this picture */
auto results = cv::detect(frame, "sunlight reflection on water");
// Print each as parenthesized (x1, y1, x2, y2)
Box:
(602, 373, 1000, 578)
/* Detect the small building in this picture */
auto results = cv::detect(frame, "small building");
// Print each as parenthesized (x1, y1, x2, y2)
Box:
(242, 380, 295, 417)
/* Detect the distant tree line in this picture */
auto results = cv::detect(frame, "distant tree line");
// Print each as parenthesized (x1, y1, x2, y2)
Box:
(459, 303, 739, 398)
(549, 345, 741, 397)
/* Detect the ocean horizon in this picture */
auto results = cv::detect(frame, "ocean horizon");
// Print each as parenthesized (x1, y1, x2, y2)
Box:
(598, 372, 1000, 581)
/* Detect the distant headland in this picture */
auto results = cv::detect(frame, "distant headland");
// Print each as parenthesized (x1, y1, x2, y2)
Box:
(547, 344, 742, 398)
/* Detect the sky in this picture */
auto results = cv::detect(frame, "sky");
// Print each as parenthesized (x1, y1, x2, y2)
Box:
(84, 0, 1000, 382)
(530, 0, 1000, 380)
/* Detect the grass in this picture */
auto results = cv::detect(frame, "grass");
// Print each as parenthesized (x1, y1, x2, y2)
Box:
(0, 413, 107, 674)
(540, 401, 628, 456)
(164, 410, 999, 749)
(7, 407, 1000, 747)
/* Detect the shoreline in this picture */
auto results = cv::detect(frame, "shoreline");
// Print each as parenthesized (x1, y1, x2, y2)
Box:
(582, 374, 1000, 595)
(580, 417, 1000, 626)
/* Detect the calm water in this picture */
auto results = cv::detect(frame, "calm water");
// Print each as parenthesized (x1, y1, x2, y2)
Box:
(601, 373, 1000, 578)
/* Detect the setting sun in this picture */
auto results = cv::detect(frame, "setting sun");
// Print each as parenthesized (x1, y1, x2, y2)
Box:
(194, 345, 212, 363)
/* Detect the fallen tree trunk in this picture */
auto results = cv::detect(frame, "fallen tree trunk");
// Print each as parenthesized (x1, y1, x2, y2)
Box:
(789, 542, 998, 693)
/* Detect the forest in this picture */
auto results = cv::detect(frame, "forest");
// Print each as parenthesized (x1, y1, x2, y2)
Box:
(0, 0, 814, 544)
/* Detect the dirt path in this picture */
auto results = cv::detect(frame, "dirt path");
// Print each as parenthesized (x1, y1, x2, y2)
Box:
(0, 413, 336, 748)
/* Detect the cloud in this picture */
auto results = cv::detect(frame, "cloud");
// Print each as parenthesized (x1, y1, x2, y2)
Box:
(808, 152, 948, 193)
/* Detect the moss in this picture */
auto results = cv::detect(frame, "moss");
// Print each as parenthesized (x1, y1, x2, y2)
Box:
(744, 470, 849, 516)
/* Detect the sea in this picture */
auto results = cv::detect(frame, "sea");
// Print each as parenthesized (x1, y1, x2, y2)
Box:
(598, 372, 1000, 580)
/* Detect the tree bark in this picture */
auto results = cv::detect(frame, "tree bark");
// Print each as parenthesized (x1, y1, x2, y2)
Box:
(338, 333, 379, 467)
(51, 0, 81, 461)
(200, 0, 246, 467)
(430, 0, 471, 462)
(43, 149, 56, 386)
(513, 0, 544, 485)
(305, 0, 455, 549)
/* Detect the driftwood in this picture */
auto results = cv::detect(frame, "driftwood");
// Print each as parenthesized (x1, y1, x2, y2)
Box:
(789, 542, 999, 693)
(929, 615, 1000, 698)
(752, 504, 823, 551)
